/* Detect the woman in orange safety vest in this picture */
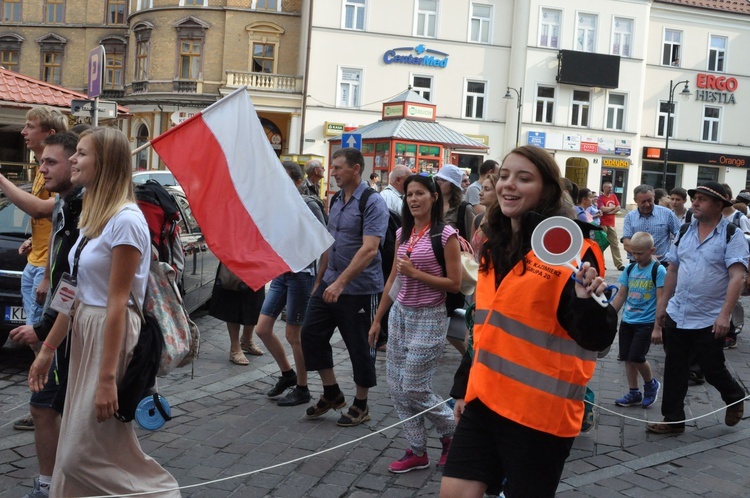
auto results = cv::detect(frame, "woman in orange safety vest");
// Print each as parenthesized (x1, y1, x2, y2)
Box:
(440, 146, 617, 498)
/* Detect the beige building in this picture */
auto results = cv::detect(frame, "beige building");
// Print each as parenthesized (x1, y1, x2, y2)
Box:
(1, 0, 306, 170)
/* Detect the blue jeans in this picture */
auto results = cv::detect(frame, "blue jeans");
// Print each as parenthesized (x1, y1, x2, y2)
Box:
(21, 263, 45, 326)
(260, 271, 315, 325)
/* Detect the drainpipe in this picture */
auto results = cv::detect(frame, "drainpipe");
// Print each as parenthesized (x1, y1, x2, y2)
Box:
(299, 0, 313, 154)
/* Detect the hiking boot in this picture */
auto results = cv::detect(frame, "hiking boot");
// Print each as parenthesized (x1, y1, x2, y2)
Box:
(277, 386, 311, 407)
(267, 373, 297, 398)
(642, 379, 660, 408)
(23, 478, 49, 498)
(615, 390, 642, 407)
(388, 449, 430, 473)
(437, 436, 452, 467)
(13, 415, 34, 431)
(305, 392, 346, 418)
(336, 405, 370, 427)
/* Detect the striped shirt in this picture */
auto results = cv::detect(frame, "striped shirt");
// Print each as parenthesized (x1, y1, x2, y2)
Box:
(396, 224, 457, 307)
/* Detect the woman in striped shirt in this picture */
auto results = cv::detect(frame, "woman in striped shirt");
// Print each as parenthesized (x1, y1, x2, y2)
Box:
(368, 174, 462, 474)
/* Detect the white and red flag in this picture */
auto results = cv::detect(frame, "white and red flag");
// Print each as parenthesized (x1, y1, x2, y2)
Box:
(151, 86, 333, 290)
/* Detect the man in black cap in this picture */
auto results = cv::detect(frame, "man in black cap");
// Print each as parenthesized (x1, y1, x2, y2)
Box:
(649, 182, 748, 434)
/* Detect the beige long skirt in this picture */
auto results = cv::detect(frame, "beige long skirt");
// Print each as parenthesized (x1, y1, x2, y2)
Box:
(51, 303, 181, 497)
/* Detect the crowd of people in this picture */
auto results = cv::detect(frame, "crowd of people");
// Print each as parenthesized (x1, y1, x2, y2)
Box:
(3, 106, 749, 497)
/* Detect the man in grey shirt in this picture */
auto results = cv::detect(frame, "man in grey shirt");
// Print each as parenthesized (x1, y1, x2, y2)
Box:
(379, 164, 411, 215)
(464, 159, 498, 214)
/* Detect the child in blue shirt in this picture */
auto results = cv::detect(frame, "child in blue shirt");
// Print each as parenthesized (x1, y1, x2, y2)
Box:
(611, 232, 667, 408)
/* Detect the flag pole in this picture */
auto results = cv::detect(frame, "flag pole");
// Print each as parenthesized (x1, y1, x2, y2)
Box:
(131, 140, 152, 156)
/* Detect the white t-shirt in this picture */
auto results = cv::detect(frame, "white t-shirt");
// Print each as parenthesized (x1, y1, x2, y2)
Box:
(69, 204, 151, 307)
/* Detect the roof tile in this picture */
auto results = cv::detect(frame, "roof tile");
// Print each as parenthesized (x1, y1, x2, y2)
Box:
(655, 0, 750, 15)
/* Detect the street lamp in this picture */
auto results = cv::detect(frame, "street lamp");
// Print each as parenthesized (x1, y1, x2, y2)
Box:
(504, 86, 523, 147)
(662, 79, 692, 189)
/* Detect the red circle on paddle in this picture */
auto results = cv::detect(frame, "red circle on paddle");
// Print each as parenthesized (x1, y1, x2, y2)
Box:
(543, 227, 571, 255)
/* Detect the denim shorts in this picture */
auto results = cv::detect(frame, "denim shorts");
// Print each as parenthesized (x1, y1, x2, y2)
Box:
(260, 271, 315, 325)
(618, 321, 654, 363)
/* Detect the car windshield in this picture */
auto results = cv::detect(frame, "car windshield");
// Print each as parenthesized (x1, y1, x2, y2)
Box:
(0, 198, 31, 237)
(133, 172, 178, 187)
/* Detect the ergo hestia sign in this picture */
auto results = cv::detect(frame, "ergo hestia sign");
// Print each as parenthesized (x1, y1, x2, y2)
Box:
(383, 44, 449, 68)
(695, 73, 738, 104)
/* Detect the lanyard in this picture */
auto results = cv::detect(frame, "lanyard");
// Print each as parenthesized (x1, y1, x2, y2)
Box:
(405, 224, 430, 258)
(71, 236, 90, 282)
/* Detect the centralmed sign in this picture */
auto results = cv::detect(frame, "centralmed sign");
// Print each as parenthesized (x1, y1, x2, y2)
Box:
(383, 44, 449, 68)
(341, 133, 362, 150)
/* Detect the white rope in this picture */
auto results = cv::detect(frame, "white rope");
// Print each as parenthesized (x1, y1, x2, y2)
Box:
(585, 393, 750, 425)
(84, 398, 452, 498)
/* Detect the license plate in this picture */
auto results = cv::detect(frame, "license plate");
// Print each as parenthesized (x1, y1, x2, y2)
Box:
(4, 305, 25, 324)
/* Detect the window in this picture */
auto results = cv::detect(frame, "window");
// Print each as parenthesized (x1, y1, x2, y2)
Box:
(3, 0, 21, 21)
(414, 0, 437, 38)
(702, 106, 720, 142)
(42, 51, 62, 85)
(136, 124, 149, 170)
(464, 80, 486, 119)
(338, 67, 362, 107)
(179, 40, 201, 80)
(181, 0, 206, 5)
(343, 0, 365, 30)
(104, 53, 123, 88)
(252, 42, 275, 73)
(662, 29, 681, 66)
(708, 35, 727, 72)
(470, 3, 491, 44)
(106, 0, 126, 24)
(135, 0, 152, 10)
(535, 86, 555, 123)
(411, 74, 433, 102)
(606, 93, 626, 130)
(575, 13, 597, 52)
(612, 17, 632, 57)
(1, 49, 18, 71)
(45, 0, 64, 23)
(539, 8, 561, 48)
(135, 40, 148, 80)
(657, 101, 675, 138)
(253, 0, 279, 10)
(571, 90, 590, 127)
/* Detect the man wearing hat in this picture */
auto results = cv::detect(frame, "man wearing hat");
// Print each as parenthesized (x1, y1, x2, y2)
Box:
(649, 182, 748, 434)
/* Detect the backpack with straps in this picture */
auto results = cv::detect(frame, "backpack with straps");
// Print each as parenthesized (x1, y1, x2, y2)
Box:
(430, 222, 470, 317)
(330, 187, 401, 279)
(625, 261, 660, 288)
(674, 221, 737, 247)
(303, 194, 328, 225)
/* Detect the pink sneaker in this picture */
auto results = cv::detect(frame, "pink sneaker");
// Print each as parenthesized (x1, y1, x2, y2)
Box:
(438, 436, 452, 467)
(388, 449, 429, 473)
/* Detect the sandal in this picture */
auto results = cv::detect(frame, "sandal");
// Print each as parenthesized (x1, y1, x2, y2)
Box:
(240, 339, 264, 356)
(336, 405, 371, 427)
(646, 422, 684, 434)
(230, 351, 249, 365)
(305, 392, 346, 418)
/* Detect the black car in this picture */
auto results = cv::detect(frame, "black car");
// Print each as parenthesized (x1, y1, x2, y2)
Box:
(0, 186, 218, 347)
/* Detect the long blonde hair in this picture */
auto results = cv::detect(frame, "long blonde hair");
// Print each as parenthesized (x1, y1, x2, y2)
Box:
(78, 127, 134, 238)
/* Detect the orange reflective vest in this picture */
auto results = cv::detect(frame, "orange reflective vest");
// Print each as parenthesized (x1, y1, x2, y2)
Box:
(466, 239, 603, 438)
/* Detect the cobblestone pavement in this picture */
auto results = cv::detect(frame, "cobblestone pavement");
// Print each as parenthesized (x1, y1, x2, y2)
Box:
(2, 222, 750, 497)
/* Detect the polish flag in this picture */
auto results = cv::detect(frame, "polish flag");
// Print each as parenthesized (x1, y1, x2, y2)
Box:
(151, 86, 334, 291)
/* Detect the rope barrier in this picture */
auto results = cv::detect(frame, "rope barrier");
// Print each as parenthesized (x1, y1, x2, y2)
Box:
(85, 398, 452, 498)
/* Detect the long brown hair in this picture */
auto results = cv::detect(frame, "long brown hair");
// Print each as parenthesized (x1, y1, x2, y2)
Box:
(480, 146, 566, 277)
(77, 127, 134, 238)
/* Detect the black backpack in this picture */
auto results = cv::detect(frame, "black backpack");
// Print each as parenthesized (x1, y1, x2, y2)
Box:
(330, 187, 400, 278)
(625, 261, 660, 287)
(430, 222, 467, 317)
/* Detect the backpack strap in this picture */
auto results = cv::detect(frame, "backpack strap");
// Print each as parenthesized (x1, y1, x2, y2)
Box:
(357, 187, 376, 237)
(685, 209, 693, 223)
(651, 261, 660, 287)
(675, 221, 736, 247)
(456, 201, 469, 239)
(674, 223, 690, 247)
(732, 210, 743, 228)
(431, 222, 447, 277)
(625, 262, 636, 279)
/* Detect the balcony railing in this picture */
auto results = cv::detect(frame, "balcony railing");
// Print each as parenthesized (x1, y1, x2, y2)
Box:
(101, 88, 125, 99)
(174, 80, 199, 93)
(132, 81, 148, 93)
(225, 71, 302, 93)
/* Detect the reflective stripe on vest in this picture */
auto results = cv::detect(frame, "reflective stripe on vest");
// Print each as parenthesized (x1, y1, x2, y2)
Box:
(467, 242, 600, 438)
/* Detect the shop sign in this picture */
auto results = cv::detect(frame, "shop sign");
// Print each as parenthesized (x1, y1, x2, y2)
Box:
(598, 138, 615, 154)
(581, 136, 598, 153)
(602, 156, 631, 169)
(527, 131, 546, 148)
(466, 134, 489, 146)
(383, 104, 404, 118)
(325, 121, 345, 136)
(562, 135, 580, 151)
(406, 104, 435, 120)
(614, 138, 632, 156)
(170, 110, 196, 125)
(696, 73, 737, 104)
(383, 44, 449, 68)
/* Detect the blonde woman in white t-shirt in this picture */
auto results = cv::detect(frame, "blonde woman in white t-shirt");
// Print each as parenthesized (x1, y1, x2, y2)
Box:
(368, 174, 462, 474)
(29, 127, 180, 497)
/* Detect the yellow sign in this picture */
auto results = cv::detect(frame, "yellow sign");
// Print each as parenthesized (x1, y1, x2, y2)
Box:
(406, 104, 434, 120)
(325, 122, 345, 136)
(602, 157, 631, 169)
(383, 104, 405, 117)
(466, 134, 489, 146)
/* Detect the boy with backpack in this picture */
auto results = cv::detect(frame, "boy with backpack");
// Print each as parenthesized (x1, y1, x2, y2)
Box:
(610, 232, 666, 409)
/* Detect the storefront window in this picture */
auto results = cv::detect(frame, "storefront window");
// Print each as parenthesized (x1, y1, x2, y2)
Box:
(418, 145, 441, 173)
(697, 165, 718, 184)
(395, 143, 417, 169)
(374, 142, 390, 169)
(641, 161, 681, 192)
